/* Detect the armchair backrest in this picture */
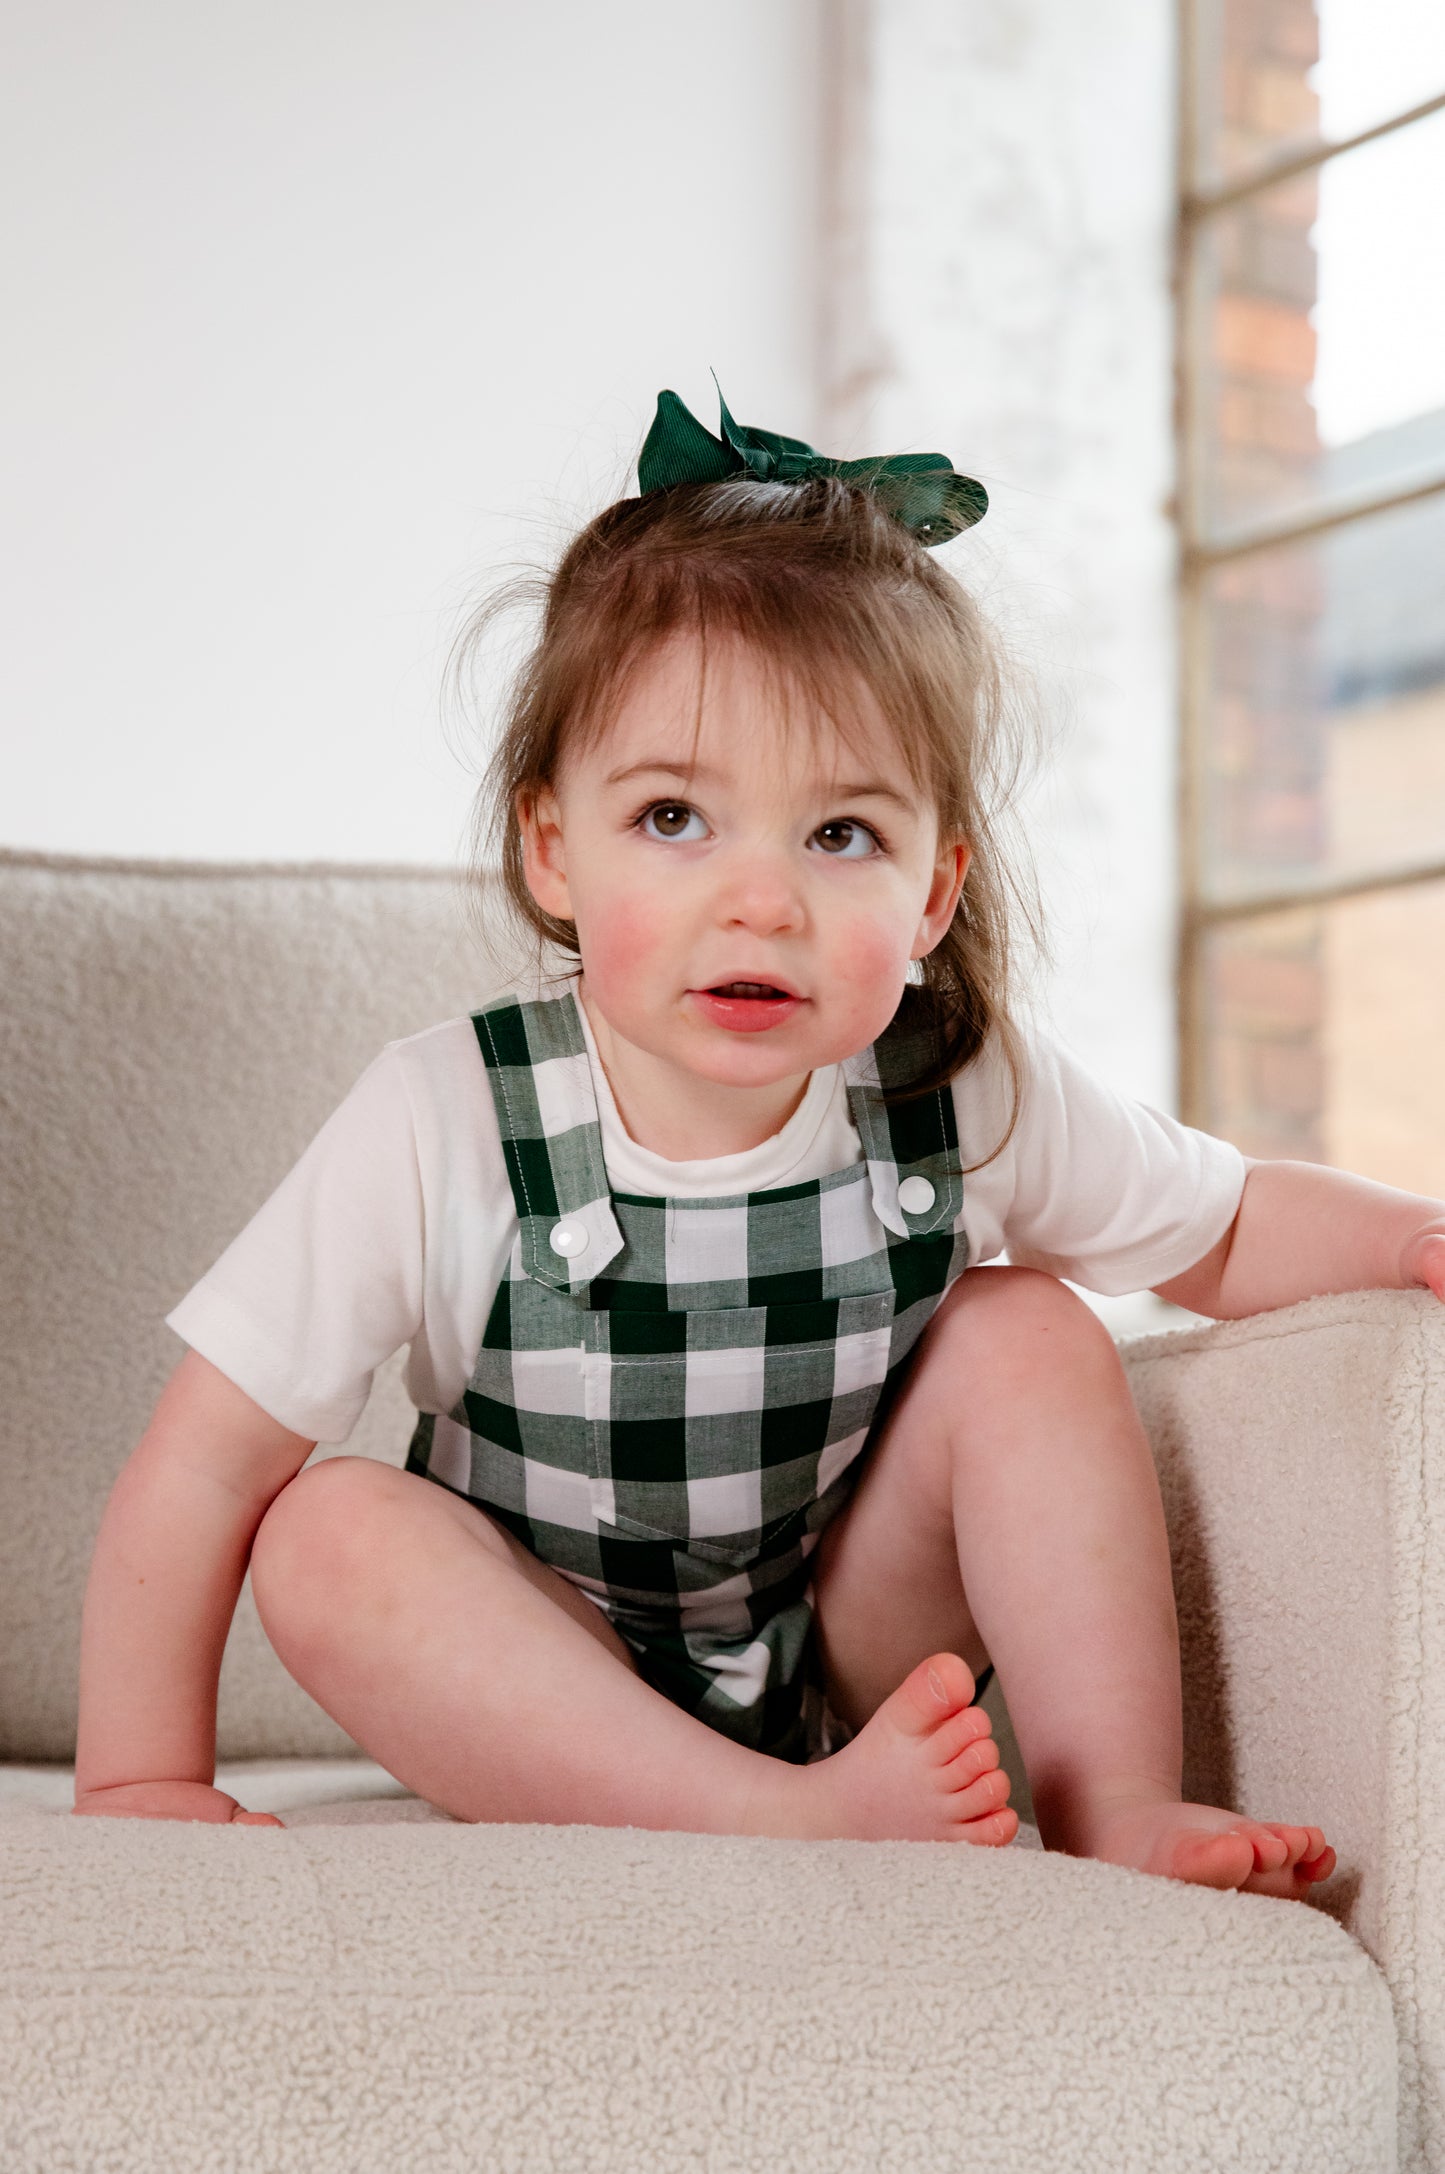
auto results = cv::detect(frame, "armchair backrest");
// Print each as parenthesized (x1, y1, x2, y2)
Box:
(0, 848, 513, 1760)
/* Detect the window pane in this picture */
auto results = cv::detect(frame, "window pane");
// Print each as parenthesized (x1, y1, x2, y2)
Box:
(1193, 0, 1445, 190)
(1199, 881, 1445, 1194)
(1199, 495, 1445, 899)
(1314, 0, 1445, 143)
(1192, 108, 1445, 536)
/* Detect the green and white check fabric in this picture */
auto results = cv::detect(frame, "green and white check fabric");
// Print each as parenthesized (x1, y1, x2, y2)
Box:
(405, 985, 969, 1763)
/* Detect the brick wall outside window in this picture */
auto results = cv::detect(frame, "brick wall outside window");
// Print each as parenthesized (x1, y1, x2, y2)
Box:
(1199, 0, 1327, 1163)
(1186, 4, 1445, 1196)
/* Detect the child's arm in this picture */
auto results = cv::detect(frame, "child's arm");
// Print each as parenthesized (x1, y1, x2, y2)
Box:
(1153, 1159, 1445, 1319)
(73, 1349, 316, 1823)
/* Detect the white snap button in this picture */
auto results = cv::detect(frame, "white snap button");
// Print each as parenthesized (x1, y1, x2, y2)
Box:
(548, 1220, 589, 1258)
(897, 1176, 936, 1216)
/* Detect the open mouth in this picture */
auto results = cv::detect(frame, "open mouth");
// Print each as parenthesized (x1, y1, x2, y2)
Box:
(692, 981, 803, 1032)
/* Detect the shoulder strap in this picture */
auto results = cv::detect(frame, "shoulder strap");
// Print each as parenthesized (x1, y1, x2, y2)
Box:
(842, 988, 964, 1239)
(471, 988, 623, 1293)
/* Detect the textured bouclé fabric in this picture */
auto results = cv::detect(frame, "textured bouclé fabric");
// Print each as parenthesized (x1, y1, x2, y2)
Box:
(0, 848, 1433, 2171)
(0, 1809, 1397, 2173)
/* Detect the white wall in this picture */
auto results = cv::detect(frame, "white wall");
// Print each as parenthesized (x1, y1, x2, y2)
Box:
(1, 1, 821, 865)
(833, 0, 1181, 1117)
(4, 2, 1185, 1259)
(822, 1, 1182, 1331)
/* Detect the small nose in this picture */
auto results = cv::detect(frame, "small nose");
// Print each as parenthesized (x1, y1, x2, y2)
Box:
(718, 842, 805, 938)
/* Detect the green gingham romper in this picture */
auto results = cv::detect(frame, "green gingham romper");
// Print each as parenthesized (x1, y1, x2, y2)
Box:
(404, 983, 975, 1767)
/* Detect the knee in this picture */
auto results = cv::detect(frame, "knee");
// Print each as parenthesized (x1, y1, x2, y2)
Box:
(249, 1455, 396, 1627)
(932, 1265, 1121, 1375)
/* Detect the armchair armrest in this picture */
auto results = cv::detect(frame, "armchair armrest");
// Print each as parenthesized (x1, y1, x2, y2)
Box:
(1122, 1288, 1445, 2170)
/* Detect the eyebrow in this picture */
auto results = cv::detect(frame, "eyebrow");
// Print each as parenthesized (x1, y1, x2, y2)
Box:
(604, 759, 721, 788)
(603, 757, 917, 812)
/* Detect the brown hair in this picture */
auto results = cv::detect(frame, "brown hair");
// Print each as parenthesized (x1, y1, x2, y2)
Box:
(451, 474, 1044, 1162)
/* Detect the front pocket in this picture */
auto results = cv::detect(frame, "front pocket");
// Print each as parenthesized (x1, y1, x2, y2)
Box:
(590, 1291, 895, 1566)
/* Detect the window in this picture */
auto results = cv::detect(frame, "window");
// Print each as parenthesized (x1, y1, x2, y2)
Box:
(1178, 0, 1445, 1196)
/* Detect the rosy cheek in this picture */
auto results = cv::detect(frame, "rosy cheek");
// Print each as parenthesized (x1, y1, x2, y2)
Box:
(827, 914, 915, 1034)
(578, 896, 665, 995)
(834, 914, 908, 989)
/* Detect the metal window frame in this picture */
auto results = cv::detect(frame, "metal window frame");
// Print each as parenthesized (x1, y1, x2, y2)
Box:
(1175, 4, 1445, 1126)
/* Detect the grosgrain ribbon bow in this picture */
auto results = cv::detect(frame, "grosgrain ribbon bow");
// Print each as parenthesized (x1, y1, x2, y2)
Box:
(637, 380, 987, 546)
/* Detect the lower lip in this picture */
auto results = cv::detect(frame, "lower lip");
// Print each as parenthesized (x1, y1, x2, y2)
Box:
(690, 989, 803, 1034)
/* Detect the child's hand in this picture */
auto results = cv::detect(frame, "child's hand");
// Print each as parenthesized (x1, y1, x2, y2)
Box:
(72, 1779, 285, 1826)
(1403, 1228, 1445, 1303)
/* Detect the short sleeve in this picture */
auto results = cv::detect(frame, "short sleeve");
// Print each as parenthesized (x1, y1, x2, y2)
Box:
(164, 1046, 426, 1442)
(955, 1022, 1247, 1298)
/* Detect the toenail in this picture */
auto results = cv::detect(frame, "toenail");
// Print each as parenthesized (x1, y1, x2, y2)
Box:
(927, 1665, 947, 1702)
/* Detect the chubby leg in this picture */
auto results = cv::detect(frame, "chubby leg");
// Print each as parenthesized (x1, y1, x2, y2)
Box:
(247, 1455, 1011, 1842)
(809, 1266, 1336, 1898)
(252, 1456, 772, 1833)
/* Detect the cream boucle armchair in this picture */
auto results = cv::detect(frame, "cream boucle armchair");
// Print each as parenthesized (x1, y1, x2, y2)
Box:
(1, 845, 1439, 2174)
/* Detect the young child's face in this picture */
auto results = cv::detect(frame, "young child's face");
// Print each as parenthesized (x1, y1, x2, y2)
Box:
(520, 632, 968, 1097)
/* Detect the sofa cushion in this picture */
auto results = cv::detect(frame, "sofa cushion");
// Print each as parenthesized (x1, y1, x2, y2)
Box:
(0, 1756, 417, 1822)
(0, 1806, 1396, 2174)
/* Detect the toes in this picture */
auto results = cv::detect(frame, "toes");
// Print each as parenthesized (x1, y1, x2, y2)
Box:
(889, 1653, 977, 1737)
(1254, 1836, 1335, 1892)
(1180, 1821, 1336, 1891)
(1220, 1824, 1336, 1897)
(950, 1805, 1018, 1848)
(929, 1703, 994, 1768)
(946, 1764, 1011, 1824)
(1258, 1823, 1310, 1866)
(1224, 1822, 1326, 1875)
(1252, 1823, 1334, 1876)
(1241, 1862, 1323, 1900)
(1237, 1824, 1290, 1873)
(936, 1734, 1000, 1790)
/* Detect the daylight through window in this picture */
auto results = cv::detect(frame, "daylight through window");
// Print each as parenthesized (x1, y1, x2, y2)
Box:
(1178, 0, 1445, 1195)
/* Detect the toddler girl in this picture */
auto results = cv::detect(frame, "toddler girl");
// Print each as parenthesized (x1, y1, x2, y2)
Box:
(75, 389, 1445, 1897)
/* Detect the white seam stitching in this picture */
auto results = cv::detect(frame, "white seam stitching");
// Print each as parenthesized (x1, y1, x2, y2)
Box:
(478, 1008, 535, 1225)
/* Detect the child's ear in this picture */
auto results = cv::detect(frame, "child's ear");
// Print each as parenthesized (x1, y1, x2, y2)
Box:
(517, 787, 572, 921)
(910, 840, 971, 961)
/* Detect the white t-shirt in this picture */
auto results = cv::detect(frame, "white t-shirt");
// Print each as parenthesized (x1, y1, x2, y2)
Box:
(165, 989, 1246, 1444)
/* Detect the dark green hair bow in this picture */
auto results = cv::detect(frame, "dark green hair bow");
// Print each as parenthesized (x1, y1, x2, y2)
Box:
(636, 381, 987, 546)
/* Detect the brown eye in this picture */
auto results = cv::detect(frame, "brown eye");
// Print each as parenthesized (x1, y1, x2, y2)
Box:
(641, 802, 706, 842)
(812, 820, 875, 858)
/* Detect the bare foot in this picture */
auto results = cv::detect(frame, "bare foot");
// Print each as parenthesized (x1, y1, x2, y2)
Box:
(758, 1651, 1018, 1845)
(1086, 1796, 1336, 1898)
